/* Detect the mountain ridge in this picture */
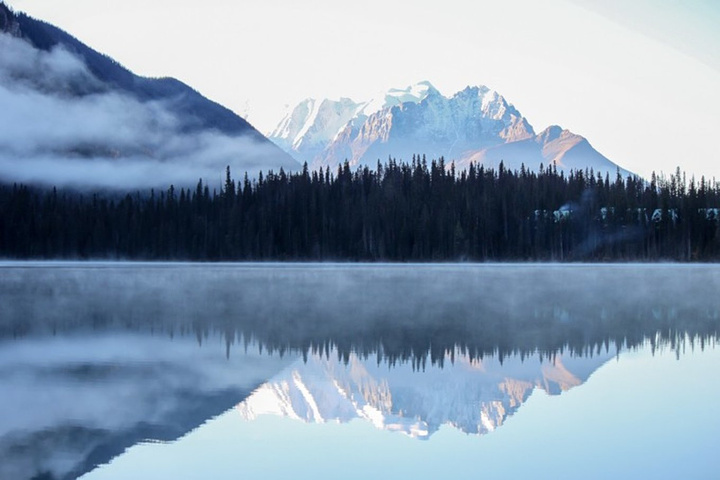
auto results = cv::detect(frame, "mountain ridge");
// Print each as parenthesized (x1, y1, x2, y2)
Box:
(0, 2, 297, 189)
(269, 81, 630, 177)
(2, 2, 258, 137)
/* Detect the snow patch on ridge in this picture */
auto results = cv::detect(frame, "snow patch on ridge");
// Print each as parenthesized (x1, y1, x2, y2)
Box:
(293, 100, 323, 149)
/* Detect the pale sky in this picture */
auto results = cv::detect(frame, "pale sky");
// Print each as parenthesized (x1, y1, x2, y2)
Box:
(5, 0, 720, 180)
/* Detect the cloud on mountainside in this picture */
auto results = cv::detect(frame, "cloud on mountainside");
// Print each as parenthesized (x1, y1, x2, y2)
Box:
(0, 34, 288, 190)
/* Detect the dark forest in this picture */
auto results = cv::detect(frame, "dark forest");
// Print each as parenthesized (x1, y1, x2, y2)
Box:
(2, 157, 719, 261)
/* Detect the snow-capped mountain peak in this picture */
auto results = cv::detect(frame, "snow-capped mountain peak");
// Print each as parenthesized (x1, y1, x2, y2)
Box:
(268, 97, 365, 159)
(268, 81, 628, 176)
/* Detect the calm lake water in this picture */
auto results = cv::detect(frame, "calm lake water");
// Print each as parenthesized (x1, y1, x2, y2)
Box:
(1, 263, 719, 480)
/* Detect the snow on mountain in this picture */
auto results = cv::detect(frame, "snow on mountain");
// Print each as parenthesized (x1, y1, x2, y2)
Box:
(360, 80, 438, 117)
(269, 97, 366, 163)
(332, 84, 535, 170)
(269, 81, 629, 176)
(268, 82, 438, 167)
(236, 348, 612, 439)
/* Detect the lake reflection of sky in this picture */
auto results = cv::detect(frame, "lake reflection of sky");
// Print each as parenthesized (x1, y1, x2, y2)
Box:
(1, 263, 719, 480)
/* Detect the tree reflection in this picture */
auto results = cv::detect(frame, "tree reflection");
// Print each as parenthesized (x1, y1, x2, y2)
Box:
(2, 264, 719, 365)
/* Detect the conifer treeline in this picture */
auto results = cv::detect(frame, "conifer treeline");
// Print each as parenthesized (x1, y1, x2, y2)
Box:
(2, 158, 720, 260)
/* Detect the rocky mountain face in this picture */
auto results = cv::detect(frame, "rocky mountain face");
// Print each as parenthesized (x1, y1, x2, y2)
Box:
(236, 349, 612, 438)
(269, 81, 629, 176)
(269, 82, 438, 165)
(269, 97, 365, 165)
(0, 2, 297, 189)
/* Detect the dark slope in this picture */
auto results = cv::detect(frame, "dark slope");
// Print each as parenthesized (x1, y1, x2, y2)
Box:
(0, 2, 297, 188)
(10, 10, 259, 137)
(4, 3, 254, 137)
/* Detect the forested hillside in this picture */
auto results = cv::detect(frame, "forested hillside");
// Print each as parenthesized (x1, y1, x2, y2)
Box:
(2, 158, 719, 261)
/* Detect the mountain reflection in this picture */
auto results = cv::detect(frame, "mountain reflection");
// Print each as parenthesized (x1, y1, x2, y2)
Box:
(1, 263, 720, 480)
(236, 347, 613, 438)
(0, 333, 293, 480)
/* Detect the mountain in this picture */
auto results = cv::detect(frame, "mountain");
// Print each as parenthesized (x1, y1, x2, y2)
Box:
(269, 81, 629, 176)
(0, 331, 293, 480)
(237, 349, 612, 438)
(269, 81, 437, 164)
(0, 2, 297, 189)
(269, 97, 365, 165)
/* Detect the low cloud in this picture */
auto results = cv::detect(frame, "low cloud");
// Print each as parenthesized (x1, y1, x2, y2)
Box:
(0, 34, 294, 190)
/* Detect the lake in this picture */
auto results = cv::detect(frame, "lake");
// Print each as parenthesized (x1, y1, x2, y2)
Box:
(1, 263, 719, 480)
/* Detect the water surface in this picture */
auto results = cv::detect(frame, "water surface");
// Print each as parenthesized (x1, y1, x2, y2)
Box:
(1, 263, 718, 479)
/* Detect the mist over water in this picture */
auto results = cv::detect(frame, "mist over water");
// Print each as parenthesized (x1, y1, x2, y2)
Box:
(3, 263, 719, 359)
(1, 263, 719, 480)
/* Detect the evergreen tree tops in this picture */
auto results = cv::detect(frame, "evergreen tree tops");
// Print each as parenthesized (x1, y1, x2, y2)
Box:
(1, 158, 719, 261)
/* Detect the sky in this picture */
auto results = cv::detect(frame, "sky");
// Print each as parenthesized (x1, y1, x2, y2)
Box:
(4, 0, 720, 180)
